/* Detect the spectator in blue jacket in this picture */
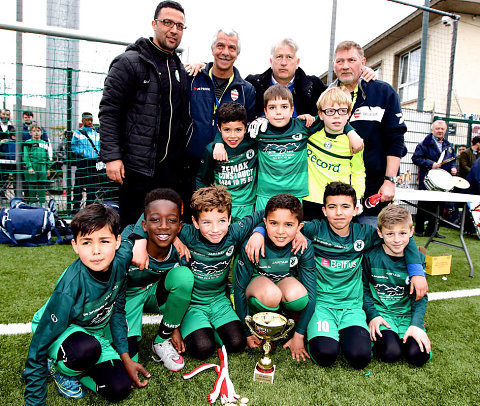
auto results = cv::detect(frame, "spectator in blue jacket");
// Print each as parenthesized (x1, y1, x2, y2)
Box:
(466, 158, 480, 195)
(22, 111, 49, 143)
(412, 120, 457, 238)
(71, 112, 102, 212)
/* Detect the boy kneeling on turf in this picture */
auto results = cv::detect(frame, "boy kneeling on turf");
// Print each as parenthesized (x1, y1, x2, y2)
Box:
(234, 194, 316, 362)
(24, 204, 149, 405)
(362, 205, 431, 366)
(123, 189, 194, 371)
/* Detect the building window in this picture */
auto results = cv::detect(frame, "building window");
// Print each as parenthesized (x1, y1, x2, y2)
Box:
(373, 65, 382, 81)
(398, 47, 420, 102)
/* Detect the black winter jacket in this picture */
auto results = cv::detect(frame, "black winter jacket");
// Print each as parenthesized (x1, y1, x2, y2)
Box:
(99, 37, 189, 177)
(245, 67, 327, 118)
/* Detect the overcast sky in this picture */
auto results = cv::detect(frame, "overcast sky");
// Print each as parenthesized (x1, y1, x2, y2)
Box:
(1, 0, 425, 117)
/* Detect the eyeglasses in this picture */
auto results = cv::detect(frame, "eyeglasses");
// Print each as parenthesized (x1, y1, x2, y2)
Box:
(321, 108, 349, 116)
(155, 19, 186, 31)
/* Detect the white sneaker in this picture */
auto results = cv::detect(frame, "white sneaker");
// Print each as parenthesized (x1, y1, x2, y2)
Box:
(152, 339, 184, 372)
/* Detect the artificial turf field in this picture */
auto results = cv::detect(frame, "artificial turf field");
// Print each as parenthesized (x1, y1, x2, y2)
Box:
(1, 229, 480, 406)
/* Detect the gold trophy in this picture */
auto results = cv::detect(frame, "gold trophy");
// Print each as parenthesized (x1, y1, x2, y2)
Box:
(245, 312, 294, 384)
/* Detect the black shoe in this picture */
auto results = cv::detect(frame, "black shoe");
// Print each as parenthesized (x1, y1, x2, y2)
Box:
(415, 232, 424, 237)
(428, 232, 446, 239)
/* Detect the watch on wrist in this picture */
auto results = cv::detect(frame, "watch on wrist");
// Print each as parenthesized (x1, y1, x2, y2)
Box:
(384, 176, 395, 183)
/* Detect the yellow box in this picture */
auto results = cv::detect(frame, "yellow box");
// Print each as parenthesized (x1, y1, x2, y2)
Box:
(425, 255, 452, 275)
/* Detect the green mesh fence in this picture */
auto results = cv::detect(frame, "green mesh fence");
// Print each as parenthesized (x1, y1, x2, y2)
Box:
(1, 26, 125, 217)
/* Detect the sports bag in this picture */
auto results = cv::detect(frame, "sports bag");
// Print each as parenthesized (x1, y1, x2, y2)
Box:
(0, 198, 62, 246)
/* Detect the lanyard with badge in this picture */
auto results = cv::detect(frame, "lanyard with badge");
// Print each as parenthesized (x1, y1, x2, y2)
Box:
(209, 68, 234, 116)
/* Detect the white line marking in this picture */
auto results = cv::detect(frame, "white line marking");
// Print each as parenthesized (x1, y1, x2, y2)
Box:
(2, 289, 480, 336)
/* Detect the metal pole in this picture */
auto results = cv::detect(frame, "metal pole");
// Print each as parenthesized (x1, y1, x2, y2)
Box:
(15, 0, 23, 197)
(445, 19, 458, 118)
(66, 67, 72, 215)
(417, 0, 429, 112)
(327, 0, 337, 84)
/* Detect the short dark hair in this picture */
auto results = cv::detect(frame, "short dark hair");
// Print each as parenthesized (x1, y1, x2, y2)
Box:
(265, 194, 303, 223)
(323, 182, 356, 205)
(472, 136, 480, 146)
(217, 102, 247, 127)
(23, 110, 34, 116)
(144, 188, 183, 217)
(190, 185, 232, 221)
(263, 84, 293, 108)
(82, 112, 93, 118)
(154, 1, 184, 19)
(71, 203, 120, 239)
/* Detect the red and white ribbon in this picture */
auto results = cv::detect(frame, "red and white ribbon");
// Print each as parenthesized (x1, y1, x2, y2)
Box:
(182, 346, 239, 405)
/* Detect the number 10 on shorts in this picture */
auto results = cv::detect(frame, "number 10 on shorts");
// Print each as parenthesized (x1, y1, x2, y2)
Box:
(316, 320, 330, 332)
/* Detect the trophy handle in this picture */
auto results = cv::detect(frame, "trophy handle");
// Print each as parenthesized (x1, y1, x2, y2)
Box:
(245, 315, 264, 340)
(270, 318, 295, 343)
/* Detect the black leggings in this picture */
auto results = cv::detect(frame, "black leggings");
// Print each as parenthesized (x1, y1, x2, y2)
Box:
(183, 321, 246, 360)
(58, 331, 132, 402)
(308, 326, 371, 369)
(373, 329, 430, 366)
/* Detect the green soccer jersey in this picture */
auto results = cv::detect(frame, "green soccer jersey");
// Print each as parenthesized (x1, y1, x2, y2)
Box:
(23, 138, 49, 172)
(302, 220, 422, 310)
(134, 211, 264, 305)
(256, 118, 323, 199)
(234, 237, 317, 335)
(196, 138, 257, 209)
(24, 235, 132, 406)
(362, 245, 427, 329)
(121, 225, 187, 294)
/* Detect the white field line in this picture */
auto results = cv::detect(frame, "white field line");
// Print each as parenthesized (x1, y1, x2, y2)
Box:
(2, 289, 480, 336)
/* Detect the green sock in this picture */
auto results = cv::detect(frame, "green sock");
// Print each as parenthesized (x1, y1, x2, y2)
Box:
(248, 296, 280, 313)
(283, 294, 308, 312)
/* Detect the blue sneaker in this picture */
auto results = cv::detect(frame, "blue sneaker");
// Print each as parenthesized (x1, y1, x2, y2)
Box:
(47, 359, 85, 399)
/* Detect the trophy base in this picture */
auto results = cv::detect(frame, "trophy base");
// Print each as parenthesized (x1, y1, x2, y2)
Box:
(253, 363, 276, 384)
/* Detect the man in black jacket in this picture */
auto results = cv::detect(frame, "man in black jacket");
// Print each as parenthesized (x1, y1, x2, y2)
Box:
(245, 38, 327, 118)
(99, 1, 189, 228)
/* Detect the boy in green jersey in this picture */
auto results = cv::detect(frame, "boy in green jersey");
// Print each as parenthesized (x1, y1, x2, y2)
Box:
(234, 194, 316, 362)
(214, 85, 364, 209)
(303, 87, 365, 220)
(196, 102, 257, 222)
(362, 205, 431, 366)
(303, 182, 427, 369)
(123, 189, 194, 372)
(23, 122, 50, 204)
(132, 185, 265, 360)
(24, 204, 149, 406)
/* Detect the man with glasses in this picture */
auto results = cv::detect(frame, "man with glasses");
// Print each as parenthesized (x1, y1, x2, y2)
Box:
(100, 0, 190, 228)
(330, 40, 407, 226)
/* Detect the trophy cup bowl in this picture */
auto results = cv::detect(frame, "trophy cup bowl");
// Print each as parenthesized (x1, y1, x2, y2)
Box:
(245, 312, 295, 384)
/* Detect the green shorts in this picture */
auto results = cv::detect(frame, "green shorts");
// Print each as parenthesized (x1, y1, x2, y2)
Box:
(180, 295, 239, 339)
(50, 325, 120, 376)
(125, 281, 166, 339)
(377, 312, 421, 337)
(232, 203, 255, 223)
(307, 305, 368, 341)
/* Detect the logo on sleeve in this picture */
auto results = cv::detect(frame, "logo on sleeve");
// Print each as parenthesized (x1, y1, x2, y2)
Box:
(51, 314, 58, 323)
(321, 258, 329, 267)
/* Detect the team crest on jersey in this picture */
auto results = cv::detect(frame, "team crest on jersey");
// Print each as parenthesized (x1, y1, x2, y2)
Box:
(246, 149, 255, 159)
(324, 141, 332, 149)
(175, 70, 180, 82)
(290, 257, 298, 267)
(226, 245, 235, 256)
(354, 240, 365, 251)
(292, 132, 302, 141)
(231, 89, 239, 101)
(51, 314, 58, 323)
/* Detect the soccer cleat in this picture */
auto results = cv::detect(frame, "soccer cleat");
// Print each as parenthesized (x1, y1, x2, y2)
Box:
(47, 358, 85, 399)
(152, 339, 185, 372)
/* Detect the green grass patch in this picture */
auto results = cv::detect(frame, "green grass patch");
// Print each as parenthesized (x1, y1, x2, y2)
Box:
(1, 230, 480, 405)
